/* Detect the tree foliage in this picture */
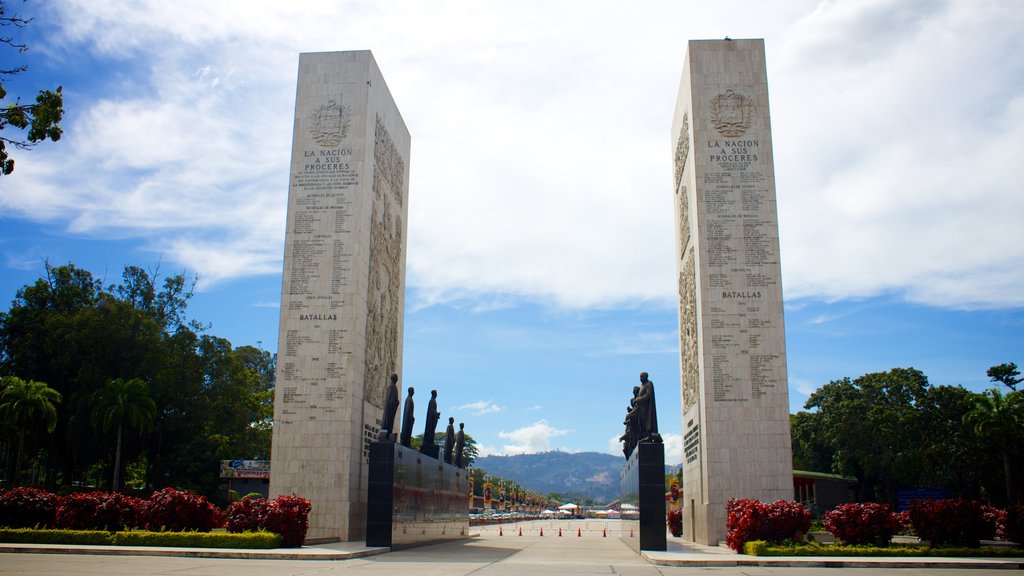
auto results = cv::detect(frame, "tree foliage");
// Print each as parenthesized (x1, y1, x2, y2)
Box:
(0, 262, 274, 500)
(794, 366, 1024, 508)
(0, 376, 61, 483)
(91, 378, 156, 492)
(0, 1, 64, 176)
(987, 362, 1022, 392)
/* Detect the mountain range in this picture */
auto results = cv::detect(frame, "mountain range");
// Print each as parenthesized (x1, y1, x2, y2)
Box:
(474, 451, 632, 504)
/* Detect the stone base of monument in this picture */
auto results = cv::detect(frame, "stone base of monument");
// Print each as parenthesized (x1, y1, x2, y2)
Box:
(366, 441, 470, 548)
(419, 444, 440, 459)
(619, 442, 667, 552)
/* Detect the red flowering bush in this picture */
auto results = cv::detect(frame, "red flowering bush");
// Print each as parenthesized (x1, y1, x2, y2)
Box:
(0, 487, 58, 528)
(143, 487, 224, 532)
(226, 496, 272, 533)
(894, 510, 913, 534)
(726, 499, 810, 552)
(1004, 505, 1024, 545)
(980, 505, 1005, 541)
(55, 491, 145, 532)
(909, 498, 985, 547)
(262, 495, 312, 548)
(226, 494, 311, 547)
(823, 502, 899, 546)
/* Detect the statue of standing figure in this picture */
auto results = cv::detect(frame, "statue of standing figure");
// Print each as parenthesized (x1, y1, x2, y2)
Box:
(620, 385, 641, 459)
(420, 390, 442, 458)
(378, 373, 400, 442)
(443, 417, 456, 464)
(399, 387, 415, 447)
(422, 390, 441, 447)
(454, 422, 466, 468)
(635, 371, 662, 443)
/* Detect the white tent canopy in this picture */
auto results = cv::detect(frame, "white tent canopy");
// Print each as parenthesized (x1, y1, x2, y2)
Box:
(557, 503, 579, 510)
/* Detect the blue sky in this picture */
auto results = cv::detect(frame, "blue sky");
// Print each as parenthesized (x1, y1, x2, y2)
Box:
(2, 1, 1023, 465)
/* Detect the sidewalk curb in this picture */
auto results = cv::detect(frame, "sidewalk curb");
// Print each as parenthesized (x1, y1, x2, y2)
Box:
(0, 543, 389, 561)
(642, 552, 1024, 570)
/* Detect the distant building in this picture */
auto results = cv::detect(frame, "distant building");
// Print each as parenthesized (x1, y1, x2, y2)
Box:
(792, 470, 857, 515)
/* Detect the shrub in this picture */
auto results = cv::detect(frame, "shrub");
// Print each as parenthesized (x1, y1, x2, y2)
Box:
(979, 505, 1004, 541)
(0, 528, 281, 548)
(0, 528, 112, 545)
(226, 496, 271, 533)
(908, 498, 985, 547)
(0, 487, 58, 528)
(894, 510, 913, 535)
(56, 491, 144, 532)
(1004, 505, 1024, 545)
(726, 499, 811, 552)
(823, 502, 900, 546)
(112, 530, 282, 549)
(262, 495, 312, 548)
(742, 539, 1024, 557)
(143, 488, 224, 532)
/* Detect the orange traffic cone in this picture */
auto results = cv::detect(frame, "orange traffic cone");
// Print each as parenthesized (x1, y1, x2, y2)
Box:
(499, 526, 503, 536)
(577, 527, 581, 537)
(518, 527, 523, 536)
(603, 528, 607, 537)
(540, 528, 544, 536)
(559, 528, 563, 537)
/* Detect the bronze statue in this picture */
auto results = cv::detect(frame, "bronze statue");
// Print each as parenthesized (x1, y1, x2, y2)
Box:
(621, 385, 641, 458)
(454, 422, 466, 468)
(399, 387, 415, 447)
(420, 390, 441, 457)
(636, 371, 661, 443)
(443, 417, 456, 464)
(379, 373, 400, 441)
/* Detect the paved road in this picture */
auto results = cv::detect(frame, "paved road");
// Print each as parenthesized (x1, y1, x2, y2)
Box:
(0, 523, 1018, 576)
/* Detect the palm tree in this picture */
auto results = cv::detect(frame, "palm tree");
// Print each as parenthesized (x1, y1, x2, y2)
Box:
(965, 388, 1024, 505)
(91, 378, 156, 492)
(0, 376, 62, 484)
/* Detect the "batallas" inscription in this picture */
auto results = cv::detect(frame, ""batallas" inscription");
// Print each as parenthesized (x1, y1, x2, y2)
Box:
(721, 291, 762, 299)
(298, 314, 338, 321)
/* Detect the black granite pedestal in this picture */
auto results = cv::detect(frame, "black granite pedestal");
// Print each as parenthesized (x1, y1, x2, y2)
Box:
(366, 441, 469, 548)
(619, 441, 666, 552)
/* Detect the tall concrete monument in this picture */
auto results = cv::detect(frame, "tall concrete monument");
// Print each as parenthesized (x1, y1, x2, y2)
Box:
(270, 51, 410, 542)
(671, 39, 793, 545)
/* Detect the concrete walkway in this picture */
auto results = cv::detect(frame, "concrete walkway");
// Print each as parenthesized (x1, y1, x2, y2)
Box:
(1, 520, 1021, 575)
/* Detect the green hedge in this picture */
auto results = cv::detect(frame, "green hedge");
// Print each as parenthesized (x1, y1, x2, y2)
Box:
(743, 540, 1022, 557)
(0, 528, 281, 549)
(0, 529, 112, 545)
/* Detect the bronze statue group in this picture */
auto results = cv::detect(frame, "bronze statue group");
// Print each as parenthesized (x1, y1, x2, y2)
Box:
(378, 373, 468, 467)
(620, 371, 662, 459)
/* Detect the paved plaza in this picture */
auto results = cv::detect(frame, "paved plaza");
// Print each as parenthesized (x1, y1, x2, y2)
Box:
(0, 520, 1021, 576)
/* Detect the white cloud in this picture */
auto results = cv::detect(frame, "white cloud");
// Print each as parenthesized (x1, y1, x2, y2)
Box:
(3, 0, 1021, 308)
(456, 400, 503, 416)
(497, 420, 571, 455)
(661, 433, 683, 466)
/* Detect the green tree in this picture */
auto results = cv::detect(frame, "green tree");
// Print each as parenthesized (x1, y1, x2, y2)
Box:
(803, 367, 930, 505)
(987, 362, 1022, 392)
(0, 1, 63, 175)
(915, 384, 984, 498)
(789, 411, 834, 473)
(0, 376, 60, 483)
(413, 431, 479, 467)
(965, 388, 1024, 505)
(0, 262, 195, 487)
(91, 377, 156, 492)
